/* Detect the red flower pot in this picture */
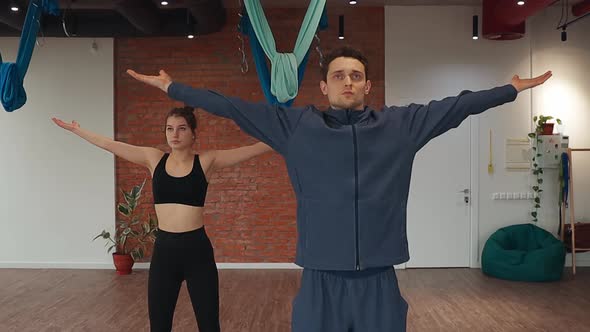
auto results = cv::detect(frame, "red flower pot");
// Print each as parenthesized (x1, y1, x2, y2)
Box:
(113, 253, 134, 275)
(542, 123, 554, 135)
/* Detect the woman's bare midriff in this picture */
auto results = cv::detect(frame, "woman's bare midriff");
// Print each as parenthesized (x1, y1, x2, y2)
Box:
(154, 204, 204, 233)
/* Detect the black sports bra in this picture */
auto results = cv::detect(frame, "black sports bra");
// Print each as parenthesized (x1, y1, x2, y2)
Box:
(152, 153, 208, 207)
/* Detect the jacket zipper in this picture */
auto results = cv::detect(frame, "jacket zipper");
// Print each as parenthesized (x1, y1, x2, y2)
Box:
(352, 124, 360, 271)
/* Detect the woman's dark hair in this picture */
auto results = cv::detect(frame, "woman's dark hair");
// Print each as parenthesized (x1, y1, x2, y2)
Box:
(166, 106, 197, 133)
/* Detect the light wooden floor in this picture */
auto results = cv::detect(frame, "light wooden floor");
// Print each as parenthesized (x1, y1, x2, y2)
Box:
(1, 268, 589, 331)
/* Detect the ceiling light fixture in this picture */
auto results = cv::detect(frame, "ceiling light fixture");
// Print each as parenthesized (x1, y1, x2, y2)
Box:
(10, 1, 19, 12)
(339, 15, 344, 40)
(472, 15, 479, 40)
(186, 9, 195, 39)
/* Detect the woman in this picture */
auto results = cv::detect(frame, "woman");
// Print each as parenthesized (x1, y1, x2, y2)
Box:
(52, 106, 273, 332)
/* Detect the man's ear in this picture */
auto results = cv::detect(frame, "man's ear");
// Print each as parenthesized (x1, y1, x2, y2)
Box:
(320, 80, 328, 96)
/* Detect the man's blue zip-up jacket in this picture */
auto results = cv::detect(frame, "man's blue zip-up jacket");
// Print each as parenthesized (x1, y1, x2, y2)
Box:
(168, 82, 518, 270)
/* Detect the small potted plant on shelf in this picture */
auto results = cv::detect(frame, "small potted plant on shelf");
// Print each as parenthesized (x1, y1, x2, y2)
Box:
(93, 179, 157, 275)
(527, 115, 562, 222)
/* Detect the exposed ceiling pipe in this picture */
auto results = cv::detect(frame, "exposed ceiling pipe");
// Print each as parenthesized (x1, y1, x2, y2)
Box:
(0, 4, 25, 31)
(114, 0, 162, 35)
(557, 0, 590, 41)
(0, 0, 227, 37)
(572, 0, 590, 16)
(188, 0, 226, 35)
(482, 0, 556, 40)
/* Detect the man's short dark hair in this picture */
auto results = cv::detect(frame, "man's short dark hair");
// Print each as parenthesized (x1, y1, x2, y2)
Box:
(320, 46, 369, 81)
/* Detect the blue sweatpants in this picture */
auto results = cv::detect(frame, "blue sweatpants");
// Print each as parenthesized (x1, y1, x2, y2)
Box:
(291, 267, 408, 332)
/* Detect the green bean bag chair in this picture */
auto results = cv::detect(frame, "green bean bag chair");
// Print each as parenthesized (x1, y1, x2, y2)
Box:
(481, 223, 565, 282)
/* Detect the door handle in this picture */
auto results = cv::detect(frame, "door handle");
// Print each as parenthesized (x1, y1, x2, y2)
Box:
(459, 189, 470, 204)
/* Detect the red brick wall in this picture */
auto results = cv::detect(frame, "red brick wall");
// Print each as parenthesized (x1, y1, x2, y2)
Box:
(114, 7, 384, 262)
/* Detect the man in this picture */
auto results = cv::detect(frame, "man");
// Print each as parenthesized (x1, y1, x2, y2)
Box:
(128, 46, 551, 332)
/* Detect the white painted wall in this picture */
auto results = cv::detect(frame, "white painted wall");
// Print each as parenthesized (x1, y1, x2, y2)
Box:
(530, 7, 590, 266)
(2, 5, 588, 269)
(0, 38, 115, 268)
(385, 6, 590, 266)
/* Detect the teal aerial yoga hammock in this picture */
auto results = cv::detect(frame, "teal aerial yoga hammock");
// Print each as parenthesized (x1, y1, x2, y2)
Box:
(243, 0, 326, 103)
(1, 0, 60, 112)
(239, 7, 328, 106)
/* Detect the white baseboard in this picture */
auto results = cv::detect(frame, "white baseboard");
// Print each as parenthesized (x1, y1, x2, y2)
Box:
(0, 262, 301, 270)
(216, 263, 301, 269)
(0, 262, 119, 269)
(469, 252, 590, 269)
(565, 252, 590, 267)
(3, 258, 588, 270)
(132, 263, 302, 270)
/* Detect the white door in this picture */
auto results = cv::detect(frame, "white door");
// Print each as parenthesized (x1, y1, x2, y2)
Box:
(405, 116, 472, 268)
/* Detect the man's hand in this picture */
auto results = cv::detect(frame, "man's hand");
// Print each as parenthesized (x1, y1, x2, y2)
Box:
(126, 69, 173, 93)
(511, 71, 552, 93)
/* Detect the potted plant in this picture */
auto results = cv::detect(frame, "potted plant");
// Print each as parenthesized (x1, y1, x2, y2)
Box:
(527, 115, 562, 223)
(93, 179, 158, 275)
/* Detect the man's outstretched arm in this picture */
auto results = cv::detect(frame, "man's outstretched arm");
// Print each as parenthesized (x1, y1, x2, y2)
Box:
(401, 71, 552, 151)
(127, 69, 304, 155)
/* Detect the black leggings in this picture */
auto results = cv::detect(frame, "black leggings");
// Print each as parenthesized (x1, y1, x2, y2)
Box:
(148, 227, 220, 332)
